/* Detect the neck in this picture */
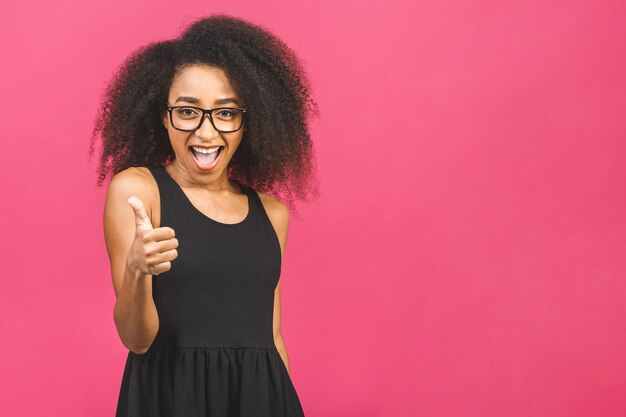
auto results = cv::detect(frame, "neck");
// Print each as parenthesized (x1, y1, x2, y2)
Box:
(166, 159, 234, 193)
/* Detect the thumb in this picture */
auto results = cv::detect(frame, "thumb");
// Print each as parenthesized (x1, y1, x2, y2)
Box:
(127, 196, 153, 231)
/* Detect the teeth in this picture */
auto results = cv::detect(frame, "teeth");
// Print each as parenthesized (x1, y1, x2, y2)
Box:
(191, 146, 221, 154)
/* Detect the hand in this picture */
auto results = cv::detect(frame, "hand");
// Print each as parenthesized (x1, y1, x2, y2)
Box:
(126, 196, 179, 276)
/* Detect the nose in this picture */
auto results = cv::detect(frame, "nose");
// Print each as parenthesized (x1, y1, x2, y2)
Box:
(195, 113, 220, 138)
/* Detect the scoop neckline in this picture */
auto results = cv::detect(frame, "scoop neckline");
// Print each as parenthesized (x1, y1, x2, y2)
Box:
(160, 165, 251, 228)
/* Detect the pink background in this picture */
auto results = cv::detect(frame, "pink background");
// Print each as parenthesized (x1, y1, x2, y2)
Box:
(1, 1, 625, 416)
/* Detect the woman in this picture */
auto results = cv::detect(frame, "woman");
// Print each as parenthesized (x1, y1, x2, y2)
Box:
(90, 14, 319, 416)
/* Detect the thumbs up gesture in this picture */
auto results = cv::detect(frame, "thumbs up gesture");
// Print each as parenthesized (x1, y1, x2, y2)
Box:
(126, 196, 179, 276)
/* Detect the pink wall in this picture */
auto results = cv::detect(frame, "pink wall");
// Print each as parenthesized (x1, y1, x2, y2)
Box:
(1, 1, 625, 416)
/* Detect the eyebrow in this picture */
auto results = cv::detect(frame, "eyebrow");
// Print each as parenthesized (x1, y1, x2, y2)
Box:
(174, 96, 241, 105)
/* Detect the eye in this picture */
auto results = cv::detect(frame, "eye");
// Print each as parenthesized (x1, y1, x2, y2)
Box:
(217, 109, 234, 117)
(177, 107, 200, 117)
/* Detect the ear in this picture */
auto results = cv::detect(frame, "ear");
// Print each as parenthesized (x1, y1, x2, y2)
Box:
(162, 112, 168, 130)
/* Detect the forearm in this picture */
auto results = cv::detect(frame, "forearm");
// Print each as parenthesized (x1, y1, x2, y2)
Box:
(274, 333, 291, 374)
(114, 264, 159, 354)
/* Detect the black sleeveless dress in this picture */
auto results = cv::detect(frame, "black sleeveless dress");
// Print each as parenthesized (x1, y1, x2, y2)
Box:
(115, 164, 305, 417)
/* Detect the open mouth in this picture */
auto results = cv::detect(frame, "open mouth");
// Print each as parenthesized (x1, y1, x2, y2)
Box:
(189, 145, 224, 170)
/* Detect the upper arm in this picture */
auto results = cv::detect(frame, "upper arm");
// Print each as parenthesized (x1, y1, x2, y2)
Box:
(258, 192, 290, 339)
(103, 168, 155, 299)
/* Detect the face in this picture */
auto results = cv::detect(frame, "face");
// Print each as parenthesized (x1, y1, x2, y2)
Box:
(162, 64, 245, 181)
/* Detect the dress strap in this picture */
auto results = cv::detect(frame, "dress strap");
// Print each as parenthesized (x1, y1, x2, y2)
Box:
(144, 165, 182, 227)
(146, 164, 167, 185)
(145, 165, 182, 205)
(238, 183, 282, 246)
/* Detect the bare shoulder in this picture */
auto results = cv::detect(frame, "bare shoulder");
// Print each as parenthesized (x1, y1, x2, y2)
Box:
(257, 191, 290, 253)
(105, 167, 159, 227)
(108, 166, 155, 190)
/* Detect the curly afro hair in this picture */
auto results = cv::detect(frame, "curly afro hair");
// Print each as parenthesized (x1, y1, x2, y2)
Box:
(89, 14, 320, 217)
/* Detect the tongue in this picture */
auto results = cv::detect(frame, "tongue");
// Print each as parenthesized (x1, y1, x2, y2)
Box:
(193, 148, 218, 165)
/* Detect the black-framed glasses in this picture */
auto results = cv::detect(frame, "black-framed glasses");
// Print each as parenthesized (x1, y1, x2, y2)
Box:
(166, 106, 247, 133)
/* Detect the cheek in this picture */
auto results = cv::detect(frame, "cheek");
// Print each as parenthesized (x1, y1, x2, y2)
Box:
(232, 134, 245, 149)
(228, 143, 242, 158)
(224, 135, 243, 154)
(167, 133, 190, 153)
